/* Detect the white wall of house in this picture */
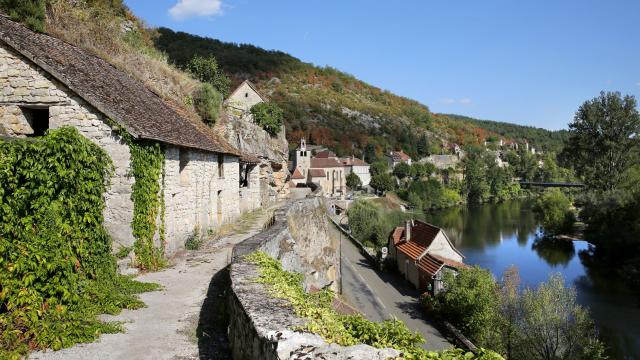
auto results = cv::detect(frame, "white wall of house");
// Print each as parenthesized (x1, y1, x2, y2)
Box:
(351, 165, 371, 186)
(240, 164, 260, 213)
(427, 232, 464, 263)
(0, 43, 136, 250)
(225, 81, 264, 114)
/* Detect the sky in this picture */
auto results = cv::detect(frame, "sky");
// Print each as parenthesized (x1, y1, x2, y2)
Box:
(124, 0, 640, 130)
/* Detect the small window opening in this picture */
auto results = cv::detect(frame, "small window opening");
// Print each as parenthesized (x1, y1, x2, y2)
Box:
(179, 149, 188, 173)
(245, 92, 249, 98)
(22, 107, 49, 137)
(218, 154, 224, 178)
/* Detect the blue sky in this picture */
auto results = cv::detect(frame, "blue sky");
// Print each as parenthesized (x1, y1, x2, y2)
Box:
(125, 0, 640, 130)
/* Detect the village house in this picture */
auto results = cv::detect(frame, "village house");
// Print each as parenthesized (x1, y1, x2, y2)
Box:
(420, 154, 464, 183)
(340, 156, 371, 186)
(388, 220, 465, 294)
(386, 150, 412, 168)
(223, 79, 268, 115)
(0, 16, 260, 256)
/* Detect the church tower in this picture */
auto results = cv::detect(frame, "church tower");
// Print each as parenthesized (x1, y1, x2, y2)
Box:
(295, 139, 311, 176)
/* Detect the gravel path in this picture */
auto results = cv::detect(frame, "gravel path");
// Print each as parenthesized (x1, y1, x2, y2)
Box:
(30, 208, 276, 360)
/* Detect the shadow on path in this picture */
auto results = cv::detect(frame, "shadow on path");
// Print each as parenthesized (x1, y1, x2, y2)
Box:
(197, 265, 231, 360)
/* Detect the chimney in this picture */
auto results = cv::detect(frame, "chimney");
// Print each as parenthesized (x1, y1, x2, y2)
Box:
(405, 220, 412, 241)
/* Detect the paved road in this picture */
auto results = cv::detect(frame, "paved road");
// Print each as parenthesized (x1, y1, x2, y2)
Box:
(335, 226, 452, 351)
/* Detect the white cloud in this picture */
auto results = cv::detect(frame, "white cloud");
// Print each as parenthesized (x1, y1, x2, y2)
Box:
(169, 0, 223, 20)
(438, 98, 472, 106)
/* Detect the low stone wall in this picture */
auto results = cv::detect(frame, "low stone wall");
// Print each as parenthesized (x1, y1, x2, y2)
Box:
(229, 198, 400, 360)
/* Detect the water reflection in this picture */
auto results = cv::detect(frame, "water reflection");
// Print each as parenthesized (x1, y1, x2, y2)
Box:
(531, 237, 576, 267)
(423, 200, 640, 359)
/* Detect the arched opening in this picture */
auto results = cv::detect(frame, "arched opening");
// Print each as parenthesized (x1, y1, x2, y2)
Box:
(217, 190, 223, 225)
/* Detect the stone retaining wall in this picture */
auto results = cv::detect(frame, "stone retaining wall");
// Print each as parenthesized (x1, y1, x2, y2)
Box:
(228, 198, 401, 360)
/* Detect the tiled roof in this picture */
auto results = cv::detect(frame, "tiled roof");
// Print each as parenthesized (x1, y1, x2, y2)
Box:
(397, 240, 427, 261)
(309, 169, 326, 177)
(417, 254, 445, 277)
(411, 221, 441, 248)
(315, 150, 337, 158)
(0, 15, 238, 155)
(311, 158, 343, 168)
(341, 157, 369, 166)
(226, 79, 268, 102)
(390, 226, 405, 245)
(291, 168, 305, 180)
(389, 150, 411, 162)
(240, 153, 260, 164)
(431, 254, 468, 269)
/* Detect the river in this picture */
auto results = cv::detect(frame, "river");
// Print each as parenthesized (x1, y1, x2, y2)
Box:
(422, 199, 640, 359)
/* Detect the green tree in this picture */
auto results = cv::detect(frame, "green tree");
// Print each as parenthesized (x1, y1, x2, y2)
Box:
(348, 200, 378, 244)
(363, 143, 378, 163)
(533, 189, 575, 236)
(193, 83, 222, 126)
(463, 153, 490, 204)
(561, 91, 640, 191)
(417, 135, 430, 157)
(514, 274, 606, 360)
(0, 0, 45, 32)
(346, 172, 362, 190)
(392, 161, 411, 180)
(369, 160, 389, 176)
(370, 173, 395, 194)
(250, 102, 284, 136)
(439, 267, 499, 344)
(186, 55, 231, 97)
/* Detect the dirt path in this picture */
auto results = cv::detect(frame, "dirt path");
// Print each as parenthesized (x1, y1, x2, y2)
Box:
(30, 207, 277, 360)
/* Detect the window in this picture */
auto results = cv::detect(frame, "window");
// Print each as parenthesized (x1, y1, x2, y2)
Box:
(218, 154, 224, 178)
(326, 172, 329, 180)
(21, 107, 49, 137)
(245, 92, 249, 98)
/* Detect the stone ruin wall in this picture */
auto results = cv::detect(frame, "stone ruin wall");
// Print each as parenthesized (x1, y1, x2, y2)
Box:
(228, 197, 401, 359)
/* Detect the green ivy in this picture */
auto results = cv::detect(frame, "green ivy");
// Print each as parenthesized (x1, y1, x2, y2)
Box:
(245, 251, 503, 360)
(0, 127, 159, 358)
(103, 118, 167, 270)
(128, 140, 166, 270)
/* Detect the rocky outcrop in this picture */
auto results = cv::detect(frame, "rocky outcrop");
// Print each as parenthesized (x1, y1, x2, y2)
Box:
(215, 111, 289, 205)
(228, 197, 401, 360)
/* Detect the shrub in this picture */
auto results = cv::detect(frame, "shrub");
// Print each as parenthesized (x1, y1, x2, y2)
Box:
(370, 173, 395, 194)
(0, 128, 158, 357)
(186, 55, 231, 97)
(345, 172, 362, 190)
(392, 161, 411, 179)
(193, 83, 223, 126)
(250, 102, 284, 136)
(0, 0, 46, 32)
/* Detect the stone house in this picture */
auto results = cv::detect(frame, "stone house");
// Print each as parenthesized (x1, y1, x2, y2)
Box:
(387, 150, 412, 168)
(0, 16, 250, 256)
(388, 220, 465, 294)
(224, 80, 268, 115)
(339, 156, 370, 187)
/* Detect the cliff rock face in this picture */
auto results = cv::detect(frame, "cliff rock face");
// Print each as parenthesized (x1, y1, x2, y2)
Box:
(215, 110, 289, 205)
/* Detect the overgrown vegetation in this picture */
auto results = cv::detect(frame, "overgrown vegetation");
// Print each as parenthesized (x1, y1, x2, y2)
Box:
(193, 83, 223, 126)
(245, 251, 503, 359)
(0, 0, 46, 32)
(250, 102, 284, 136)
(424, 266, 606, 360)
(187, 55, 231, 97)
(533, 189, 575, 237)
(0, 128, 159, 358)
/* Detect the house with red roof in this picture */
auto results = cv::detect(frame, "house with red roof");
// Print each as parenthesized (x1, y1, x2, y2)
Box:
(388, 220, 465, 294)
(386, 150, 412, 168)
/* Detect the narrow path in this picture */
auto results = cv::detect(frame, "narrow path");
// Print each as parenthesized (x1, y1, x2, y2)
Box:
(336, 225, 452, 351)
(31, 207, 278, 360)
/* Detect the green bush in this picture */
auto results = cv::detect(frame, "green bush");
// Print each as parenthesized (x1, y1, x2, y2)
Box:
(0, 128, 158, 357)
(187, 55, 231, 97)
(250, 102, 284, 136)
(345, 172, 362, 190)
(370, 173, 395, 194)
(193, 83, 223, 126)
(0, 0, 46, 32)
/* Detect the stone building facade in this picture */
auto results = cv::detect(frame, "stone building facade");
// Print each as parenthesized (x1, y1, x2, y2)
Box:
(0, 16, 245, 258)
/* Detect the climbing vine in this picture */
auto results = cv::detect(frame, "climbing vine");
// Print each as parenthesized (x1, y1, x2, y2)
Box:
(0, 127, 159, 358)
(128, 139, 166, 270)
(104, 118, 167, 270)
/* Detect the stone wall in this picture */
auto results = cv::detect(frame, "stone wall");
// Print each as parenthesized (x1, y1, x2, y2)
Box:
(228, 198, 400, 360)
(163, 146, 240, 255)
(0, 43, 135, 249)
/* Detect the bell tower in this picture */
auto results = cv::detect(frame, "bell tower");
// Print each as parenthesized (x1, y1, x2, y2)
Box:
(295, 138, 310, 176)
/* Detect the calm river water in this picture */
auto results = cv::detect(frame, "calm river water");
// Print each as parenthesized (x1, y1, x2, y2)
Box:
(423, 200, 640, 359)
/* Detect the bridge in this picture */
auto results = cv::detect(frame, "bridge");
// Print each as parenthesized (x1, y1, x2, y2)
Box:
(519, 181, 585, 188)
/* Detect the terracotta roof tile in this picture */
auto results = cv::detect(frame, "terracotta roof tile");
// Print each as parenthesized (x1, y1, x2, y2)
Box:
(311, 158, 344, 168)
(390, 227, 405, 245)
(417, 254, 445, 277)
(389, 150, 411, 162)
(309, 169, 326, 177)
(0, 15, 238, 155)
(397, 241, 427, 261)
(315, 150, 337, 158)
(291, 168, 305, 180)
